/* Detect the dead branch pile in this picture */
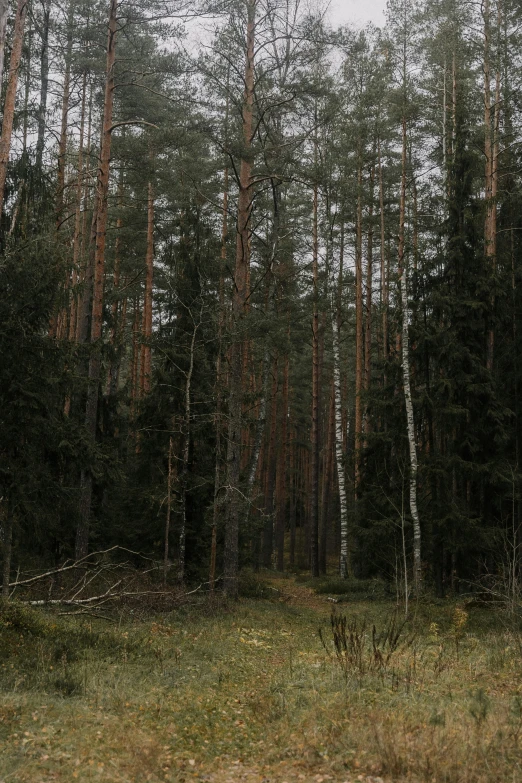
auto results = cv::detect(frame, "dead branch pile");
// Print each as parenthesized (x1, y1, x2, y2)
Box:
(6, 546, 213, 617)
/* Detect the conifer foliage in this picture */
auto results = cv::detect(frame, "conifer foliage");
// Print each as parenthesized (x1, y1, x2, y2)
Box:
(1, 0, 522, 597)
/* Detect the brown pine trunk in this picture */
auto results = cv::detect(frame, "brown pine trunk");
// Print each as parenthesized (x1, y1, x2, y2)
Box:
(223, 0, 255, 598)
(210, 145, 229, 595)
(164, 436, 174, 585)
(363, 164, 374, 436)
(0, 0, 9, 89)
(56, 2, 74, 230)
(289, 432, 296, 567)
(275, 347, 289, 571)
(0, 0, 28, 219)
(483, 0, 496, 372)
(262, 361, 278, 568)
(310, 168, 320, 578)
(75, 0, 119, 560)
(106, 171, 124, 394)
(1, 511, 12, 599)
(378, 139, 388, 371)
(140, 176, 155, 395)
(131, 297, 141, 417)
(35, 0, 51, 171)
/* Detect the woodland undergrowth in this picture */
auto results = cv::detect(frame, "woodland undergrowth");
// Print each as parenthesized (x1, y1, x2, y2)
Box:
(1, 576, 522, 782)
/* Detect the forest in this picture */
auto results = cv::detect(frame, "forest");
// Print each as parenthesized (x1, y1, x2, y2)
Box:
(3, 0, 522, 781)
(1, 0, 521, 601)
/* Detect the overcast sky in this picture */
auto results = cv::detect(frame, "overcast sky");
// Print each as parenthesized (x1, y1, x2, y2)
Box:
(328, 0, 387, 27)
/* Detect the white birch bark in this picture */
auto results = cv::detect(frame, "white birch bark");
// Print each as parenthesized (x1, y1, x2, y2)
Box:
(328, 255, 350, 578)
(400, 261, 421, 593)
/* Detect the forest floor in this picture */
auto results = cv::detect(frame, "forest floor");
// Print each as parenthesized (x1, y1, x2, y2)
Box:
(1, 573, 522, 783)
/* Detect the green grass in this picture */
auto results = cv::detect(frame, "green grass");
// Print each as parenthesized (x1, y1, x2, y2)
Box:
(1, 583, 522, 782)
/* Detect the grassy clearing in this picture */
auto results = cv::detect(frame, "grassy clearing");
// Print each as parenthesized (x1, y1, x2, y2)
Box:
(1, 578, 522, 782)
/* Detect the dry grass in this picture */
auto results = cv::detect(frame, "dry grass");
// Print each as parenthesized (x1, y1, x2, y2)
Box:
(1, 579, 522, 782)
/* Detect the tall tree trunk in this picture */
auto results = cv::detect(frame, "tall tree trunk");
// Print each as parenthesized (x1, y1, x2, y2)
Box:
(1, 501, 12, 599)
(106, 169, 124, 394)
(75, 0, 118, 560)
(178, 305, 201, 584)
(331, 236, 351, 578)
(310, 167, 320, 578)
(378, 140, 388, 367)
(262, 361, 278, 568)
(483, 0, 496, 372)
(320, 380, 335, 575)
(164, 436, 174, 585)
(0, 0, 9, 90)
(56, 1, 74, 229)
(140, 176, 154, 396)
(210, 145, 229, 595)
(399, 114, 421, 595)
(363, 163, 374, 436)
(223, 0, 255, 598)
(35, 0, 51, 171)
(275, 346, 289, 571)
(354, 164, 364, 496)
(0, 0, 28, 220)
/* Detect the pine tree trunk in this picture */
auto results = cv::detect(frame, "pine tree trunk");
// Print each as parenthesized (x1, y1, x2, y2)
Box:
(399, 114, 421, 595)
(262, 362, 278, 568)
(483, 0, 496, 372)
(106, 170, 124, 394)
(56, 2, 74, 229)
(164, 436, 174, 585)
(354, 164, 364, 496)
(35, 0, 51, 171)
(0, 0, 28, 219)
(178, 307, 201, 585)
(75, 0, 118, 560)
(275, 348, 289, 571)
(378, 140, 388, 366)
(363, 164, 374, 436)
(310, 171, 320, 578)
(140, 176, 154, 395)
(210, 150, 229, 595)
(223, 0, 255, 598)
(1, 502, 12, 600)
(0, 0, 9, 90)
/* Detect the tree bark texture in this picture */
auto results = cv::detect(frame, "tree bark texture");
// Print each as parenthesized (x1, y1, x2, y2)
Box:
(223, 0, 255, 599)
(75, 0, 118, 560)
(0, 0, 28, 219)
(140, 177, 154, 395)
(399, 114, 421, 594)
(310, 173, 320, 578)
